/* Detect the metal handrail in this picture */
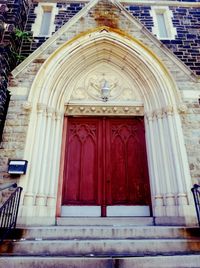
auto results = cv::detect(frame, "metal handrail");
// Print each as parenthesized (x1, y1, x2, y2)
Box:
(0, 184, 23, 243)
(191, 184, 200, 226)
(0, 183, 17, 192)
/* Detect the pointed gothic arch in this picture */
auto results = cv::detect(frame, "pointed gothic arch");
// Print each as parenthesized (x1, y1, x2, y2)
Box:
(21, 28, 194, 224)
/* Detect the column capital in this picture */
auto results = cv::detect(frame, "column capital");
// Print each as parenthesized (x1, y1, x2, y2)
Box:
(37, 103, 47, 113)
(163, 105, 174, 116)
(178, 104, 188, 114)
(47, 107, 55, 118)
(154, 109, 163, 119)
(23, 101, 32, 111)
(55, 111, 64, 120)
(145, 111, 154, 122)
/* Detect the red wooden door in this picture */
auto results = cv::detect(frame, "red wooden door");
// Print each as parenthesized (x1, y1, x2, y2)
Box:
(105, 118, 151, 206)
(62, 118, 102, 205)
(62, 117, 151, 216)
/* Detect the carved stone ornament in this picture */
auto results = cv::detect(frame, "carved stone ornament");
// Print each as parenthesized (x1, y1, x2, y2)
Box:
(37, 103, 47, 113)
(65, 104, 144, 116)
(69, 63, 142, 103)
(178, 104, 188, 114)
(23, 101, 32, 111)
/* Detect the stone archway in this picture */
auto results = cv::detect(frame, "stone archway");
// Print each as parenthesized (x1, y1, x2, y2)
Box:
(21, 28, 194, 225)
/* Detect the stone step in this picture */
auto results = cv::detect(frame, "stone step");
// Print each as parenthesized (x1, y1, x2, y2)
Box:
(1, 255, 200, 268)
(56, 217, 154, 226)
(9, 226, 200, 240)
(1, 239, 200, 256)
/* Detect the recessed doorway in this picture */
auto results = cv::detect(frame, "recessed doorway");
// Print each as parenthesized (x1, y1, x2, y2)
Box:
(61, 117, 151, 217)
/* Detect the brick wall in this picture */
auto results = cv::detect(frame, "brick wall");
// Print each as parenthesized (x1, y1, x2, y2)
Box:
(0, 0, 31, 142)
(20, 2, 200, 76)
(125, 5, 153, 32)
(126, 5, 200, 76)
(21, 2, 85, 57)
(166, 7, 200, 76)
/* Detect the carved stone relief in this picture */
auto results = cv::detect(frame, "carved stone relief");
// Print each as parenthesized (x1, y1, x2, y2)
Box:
(69, 63, 142, 103)
(65, 104, 144, 116)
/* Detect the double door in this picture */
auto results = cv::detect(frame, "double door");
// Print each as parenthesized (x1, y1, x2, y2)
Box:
(62, 117, 151, 217)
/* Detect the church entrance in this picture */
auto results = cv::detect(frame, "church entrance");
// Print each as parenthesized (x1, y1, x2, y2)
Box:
(61, 117, 151, 217)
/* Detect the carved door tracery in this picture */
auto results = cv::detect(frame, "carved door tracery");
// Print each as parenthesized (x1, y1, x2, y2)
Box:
(62, 117, 151, 216)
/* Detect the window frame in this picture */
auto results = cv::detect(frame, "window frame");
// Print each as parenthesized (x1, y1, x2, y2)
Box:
(32, 3, 58, 37)
(150, 6, 177, 40)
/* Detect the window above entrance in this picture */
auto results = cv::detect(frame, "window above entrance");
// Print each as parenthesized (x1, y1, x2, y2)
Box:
(150, 6, 177, 40)
(31, 3, 58, 37)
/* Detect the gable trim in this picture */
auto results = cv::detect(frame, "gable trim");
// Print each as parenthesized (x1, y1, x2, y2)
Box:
(12, 0, 198, 81)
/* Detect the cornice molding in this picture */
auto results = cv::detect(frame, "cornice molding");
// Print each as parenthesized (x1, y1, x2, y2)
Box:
(65, 103, 144, 116)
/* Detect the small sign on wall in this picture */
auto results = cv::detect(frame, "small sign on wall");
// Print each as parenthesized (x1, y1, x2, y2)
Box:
(8, 160, 28, 175)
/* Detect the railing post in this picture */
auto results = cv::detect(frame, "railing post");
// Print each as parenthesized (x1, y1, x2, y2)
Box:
(14, 187, 22, 228)
(0, 184, 23, 243)
(191, 184, 200, 226)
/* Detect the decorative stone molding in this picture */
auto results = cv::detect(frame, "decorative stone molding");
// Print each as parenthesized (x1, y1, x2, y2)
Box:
(70, 63, 142, 103)
(23, 193, 34, 206)
(65, 104, 144, 116)
(35, 195, 46, 206)
(37, 103, 47, 113)
(47, 107, 55, 117)
(145, 112, 154, 122)
(163, 105, 174, 116)
(154, 109, 163, 119)
(165, 194, 176, 204)
(177, 193, 189, 206)
(55, 111, 64, 120)
(178, 104, 188, 114)
(23, 101, 32, 111)
(47, 196, 56, 207)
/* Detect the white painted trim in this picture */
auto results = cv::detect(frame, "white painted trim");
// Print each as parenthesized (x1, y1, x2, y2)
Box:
(107, 206, 150, 216)
(150, 6, 177, 40)
(31, 3, 58, 37)
(61, 206, 101, 217)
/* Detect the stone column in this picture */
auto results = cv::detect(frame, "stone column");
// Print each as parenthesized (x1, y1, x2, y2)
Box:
(46, 111, 64, 217)
(155, 109, 176, 216)
(35, 107, 55, 216)
(145, 112, 164, 216)
(45, 112, 56, 206)
(23, 103, 47, 211)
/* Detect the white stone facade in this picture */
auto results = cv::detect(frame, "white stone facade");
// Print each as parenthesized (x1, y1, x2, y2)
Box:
(0, 0, 199, 226)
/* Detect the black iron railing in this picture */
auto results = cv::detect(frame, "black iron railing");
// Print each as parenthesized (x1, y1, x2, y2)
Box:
(0, 183, 23, 243)
(191, 184, 200, 226)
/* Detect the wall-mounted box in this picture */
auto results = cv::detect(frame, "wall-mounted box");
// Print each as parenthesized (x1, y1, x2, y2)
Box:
(8, 160, 28, 175)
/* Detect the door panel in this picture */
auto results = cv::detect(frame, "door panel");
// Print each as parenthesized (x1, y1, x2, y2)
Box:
(62, 118, 102, 205)
(62, 117, 151, 216)
(106, 118, 151, 206)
